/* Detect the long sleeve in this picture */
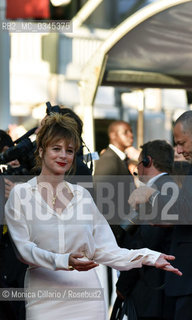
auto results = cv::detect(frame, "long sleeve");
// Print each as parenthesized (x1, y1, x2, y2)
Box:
(5, 188, 70, 271)
(90, 197, 161, 271)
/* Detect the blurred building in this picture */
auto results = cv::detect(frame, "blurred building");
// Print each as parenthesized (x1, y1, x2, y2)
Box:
(0, 0, 191, 152)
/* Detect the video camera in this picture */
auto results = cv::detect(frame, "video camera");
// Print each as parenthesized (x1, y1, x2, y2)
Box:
(46, 101, 61, 115)
(0, 101, 93, 175)
(0, 100, 56, 175)
(0, 127, 37, 175)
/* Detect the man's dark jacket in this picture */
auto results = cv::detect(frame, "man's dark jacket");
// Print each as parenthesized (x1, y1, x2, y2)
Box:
(116, 174, 174, 318)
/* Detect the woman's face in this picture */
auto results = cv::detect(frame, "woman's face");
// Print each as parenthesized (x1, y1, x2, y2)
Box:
(40, 139, 75, 176)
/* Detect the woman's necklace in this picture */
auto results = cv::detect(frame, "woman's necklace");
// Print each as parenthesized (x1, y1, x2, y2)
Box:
(51, 187, 61, 207)
(37, 178, 72, 208)
(52, 193, 57, 206)
(50, 181, 71, 207)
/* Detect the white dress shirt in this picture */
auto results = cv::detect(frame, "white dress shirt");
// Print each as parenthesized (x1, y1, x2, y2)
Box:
(5, 177, 160, 272)
(147, 172, 168, 187)
(109, 144, 127, 160)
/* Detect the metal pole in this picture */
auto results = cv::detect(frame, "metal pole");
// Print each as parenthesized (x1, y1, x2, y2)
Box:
(137, 90, 144, 148)
(0, 0, 11, 130)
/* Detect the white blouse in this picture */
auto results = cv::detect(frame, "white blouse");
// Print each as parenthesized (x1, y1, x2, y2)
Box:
(5, 177, 160, 271)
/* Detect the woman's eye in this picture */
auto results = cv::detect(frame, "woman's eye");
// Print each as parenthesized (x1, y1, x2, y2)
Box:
(53, 147, 60, 151)
(67, 149, 74, 154)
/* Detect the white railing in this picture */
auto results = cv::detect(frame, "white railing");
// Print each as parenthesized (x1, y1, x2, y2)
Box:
(10, 27, 109, 76)
(9, 26, 109, 110)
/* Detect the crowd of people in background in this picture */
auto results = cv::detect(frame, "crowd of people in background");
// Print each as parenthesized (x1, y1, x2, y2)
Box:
(1, 104, 192, 320)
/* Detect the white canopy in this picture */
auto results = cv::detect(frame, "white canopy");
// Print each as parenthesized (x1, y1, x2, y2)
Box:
(103, 0, 192, 88)
(80, 0, 192, 107)
(79, 0, 192, 150)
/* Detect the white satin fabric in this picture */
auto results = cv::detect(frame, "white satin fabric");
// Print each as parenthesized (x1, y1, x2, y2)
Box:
(5, 177, 160, 320)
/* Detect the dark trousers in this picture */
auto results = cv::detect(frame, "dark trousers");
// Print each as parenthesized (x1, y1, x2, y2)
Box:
(0, 233, 27, 320)
(164, 294, 192, 320)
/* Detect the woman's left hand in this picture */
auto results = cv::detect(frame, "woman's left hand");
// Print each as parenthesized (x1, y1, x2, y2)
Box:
(155, 254, 182, 276)
(69, 253, 99, 272)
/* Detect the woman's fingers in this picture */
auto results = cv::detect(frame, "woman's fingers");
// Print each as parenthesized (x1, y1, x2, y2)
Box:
(163, 265, 182, 276)
(69, 253, 99, 271)
(74, 261, 99, 271)
(75, 263, 99, 272)
(155, 254, 182, 276)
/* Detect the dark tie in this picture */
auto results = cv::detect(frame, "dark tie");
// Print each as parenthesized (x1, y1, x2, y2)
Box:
(124, 155, 129, 167)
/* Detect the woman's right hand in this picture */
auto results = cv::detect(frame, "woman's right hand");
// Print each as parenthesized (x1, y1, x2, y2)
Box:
(69, 253, 99, 272)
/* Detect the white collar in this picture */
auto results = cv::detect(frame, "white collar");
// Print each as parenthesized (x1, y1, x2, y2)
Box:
(147, 172, 168, 187)
(109, 144, 126, 160)
(27, 176, 83, 198)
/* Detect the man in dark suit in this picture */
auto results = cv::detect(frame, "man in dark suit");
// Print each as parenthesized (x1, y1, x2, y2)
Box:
(114, 140, 175, 320)
(95, 120, 134, 176)
(94, 120, 135, 306)
(94, 120, 135, 243)
(128, 111, 192, 320)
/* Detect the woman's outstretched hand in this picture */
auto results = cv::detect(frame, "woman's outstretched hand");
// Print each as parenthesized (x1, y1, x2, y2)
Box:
(69, 253, 99, 272)
(155, 254, 182, 276)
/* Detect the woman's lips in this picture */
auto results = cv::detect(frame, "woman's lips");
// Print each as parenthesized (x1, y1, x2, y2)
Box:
(56, 162, 67, 167)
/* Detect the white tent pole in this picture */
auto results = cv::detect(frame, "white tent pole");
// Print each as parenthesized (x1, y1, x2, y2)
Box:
(0, 0, 11, 130)
(137, 90, 144, 148)
(72, 0, 103, 30)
